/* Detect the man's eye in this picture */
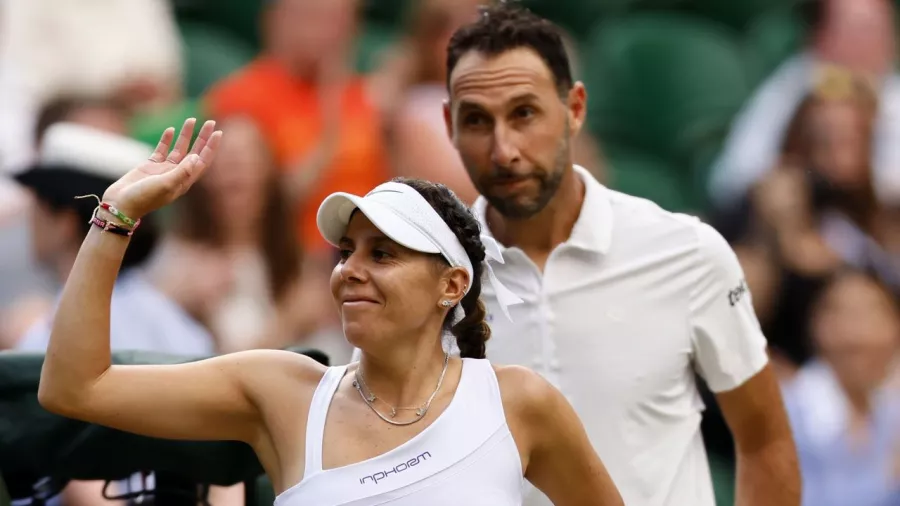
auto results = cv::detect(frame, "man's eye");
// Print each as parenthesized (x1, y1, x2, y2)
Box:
(515, 106, 536, 119)
(464, 114, 488, 126)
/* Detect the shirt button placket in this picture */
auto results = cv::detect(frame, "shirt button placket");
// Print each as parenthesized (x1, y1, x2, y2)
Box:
(540, 288, 562, 389)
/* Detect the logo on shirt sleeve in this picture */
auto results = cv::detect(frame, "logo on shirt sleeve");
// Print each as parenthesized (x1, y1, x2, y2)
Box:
(727, 279, 748, 307)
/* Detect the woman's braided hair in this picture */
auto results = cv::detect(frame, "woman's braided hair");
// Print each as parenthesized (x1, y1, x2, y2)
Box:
(394, 177, 492, 359)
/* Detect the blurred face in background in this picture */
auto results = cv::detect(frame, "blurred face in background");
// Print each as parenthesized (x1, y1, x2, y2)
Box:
(201, 117, 273, 229)
(412, 0, 483, 83)
(60, 105, 129, 138)
(30, 103, 130, 274)
(812, 273, 900, 397)
(816, 0, 896, 76)
(804, 98, 873, 191)
(265, 0, 359, 77)
(29, 199, 78, 272)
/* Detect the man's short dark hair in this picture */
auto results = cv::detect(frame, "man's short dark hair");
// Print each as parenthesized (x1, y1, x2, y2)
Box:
(446, 2, 574, 95)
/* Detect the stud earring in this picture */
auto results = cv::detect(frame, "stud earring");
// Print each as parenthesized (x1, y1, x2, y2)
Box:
(441, 300, 452, 307)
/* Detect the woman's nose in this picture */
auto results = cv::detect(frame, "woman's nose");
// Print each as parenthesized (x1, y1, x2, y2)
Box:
(339, 252, 367, 284)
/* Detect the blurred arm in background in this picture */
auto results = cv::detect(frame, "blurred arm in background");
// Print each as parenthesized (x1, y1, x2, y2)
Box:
(710, 0, 900, 212)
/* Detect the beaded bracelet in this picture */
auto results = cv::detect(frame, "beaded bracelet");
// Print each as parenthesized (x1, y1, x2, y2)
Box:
(90, 215, 137, 237)
(99, 202, 138, 228)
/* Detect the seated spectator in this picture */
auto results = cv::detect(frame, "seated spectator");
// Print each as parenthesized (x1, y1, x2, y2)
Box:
(0, 95, 135, 343)
(783, 269, 900, 506)
(9, 123, 218, 505)
(12, 122, 215, 354)
(709, 0, 900, 211)
(205, 0, 390, 260)
(0, 176, 30, 226)
(724, 69, 889, 373)
(373, 0, 483, 203)
(161, 116, 342, 359)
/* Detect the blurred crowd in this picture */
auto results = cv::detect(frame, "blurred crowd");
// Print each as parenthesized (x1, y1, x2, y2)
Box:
(0, 0, 899, 505)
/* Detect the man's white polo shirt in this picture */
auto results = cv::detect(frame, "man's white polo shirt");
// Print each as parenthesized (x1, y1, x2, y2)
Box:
(476, 165, 769, 506)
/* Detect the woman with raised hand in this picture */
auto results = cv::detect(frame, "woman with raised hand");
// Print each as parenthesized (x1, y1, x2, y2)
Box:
(38, 119, 622, 505)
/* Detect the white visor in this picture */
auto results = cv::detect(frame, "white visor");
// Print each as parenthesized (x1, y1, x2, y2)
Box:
(317, 181, 523, 324)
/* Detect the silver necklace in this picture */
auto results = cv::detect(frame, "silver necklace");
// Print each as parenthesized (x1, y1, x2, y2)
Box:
(352, 352, 450, 426)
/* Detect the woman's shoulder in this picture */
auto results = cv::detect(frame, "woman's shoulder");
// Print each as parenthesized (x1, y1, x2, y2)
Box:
(226, 349, 329, 397)
(491, 364, 559, 419)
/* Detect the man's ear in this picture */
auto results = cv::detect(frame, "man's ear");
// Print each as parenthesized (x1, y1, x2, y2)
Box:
(567, 82, 587, 138)
(443, 100, 455, 144)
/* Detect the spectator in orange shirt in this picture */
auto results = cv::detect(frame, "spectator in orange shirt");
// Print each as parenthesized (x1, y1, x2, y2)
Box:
(205, 0, 390, 258)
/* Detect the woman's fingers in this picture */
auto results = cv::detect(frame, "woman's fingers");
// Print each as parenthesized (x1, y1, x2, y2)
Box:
(166, 118, 197, 164)
(198, 130, 223, 168)
(189, 120, 217, 156)
(160, 153, 201, 196)
(148, 127, 176, 163)
(160, 130, 223, 197)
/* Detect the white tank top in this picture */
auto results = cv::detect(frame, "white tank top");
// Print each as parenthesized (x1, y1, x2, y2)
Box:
(275, 358, 524, 506)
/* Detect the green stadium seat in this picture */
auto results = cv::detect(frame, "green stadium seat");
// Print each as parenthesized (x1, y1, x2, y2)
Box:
(362, 0, 408, 26)
(0, 474, 9, 506)
(685, 136, 726, 214)
(688, 0, 789, 31)
(248, 474, 276, 506)
(129, 100, 207, 147)
(582, 14, 752, 168)
(709, 451, 736, 506)
(604, 145, 694, 212)
(743, 5, 807, 85)
(354, 22, 400, 74)
(518, 0, 610, 38)
(523, 0, 704, 37)
(173, 0, 265, 50)
(179, 22, 257, 99)
(0, 348, 328, 503)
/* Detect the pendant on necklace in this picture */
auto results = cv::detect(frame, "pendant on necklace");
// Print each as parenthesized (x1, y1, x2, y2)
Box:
(415, 407, 425, 417)
(390, 407, 397, 418)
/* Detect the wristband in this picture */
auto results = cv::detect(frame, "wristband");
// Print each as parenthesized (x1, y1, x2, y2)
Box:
(90, 215, 137, 237)
(74, 194, 140, 228)
(99, 202, 138, 228)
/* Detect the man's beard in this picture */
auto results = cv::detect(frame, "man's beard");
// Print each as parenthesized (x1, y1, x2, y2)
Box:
(484, 126, 570, 220)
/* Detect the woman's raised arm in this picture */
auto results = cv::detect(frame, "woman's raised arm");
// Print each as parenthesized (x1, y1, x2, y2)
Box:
(38, 119, 320, 445)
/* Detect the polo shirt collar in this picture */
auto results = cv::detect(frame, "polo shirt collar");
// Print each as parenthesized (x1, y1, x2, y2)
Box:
(473, 165, 613, 255)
